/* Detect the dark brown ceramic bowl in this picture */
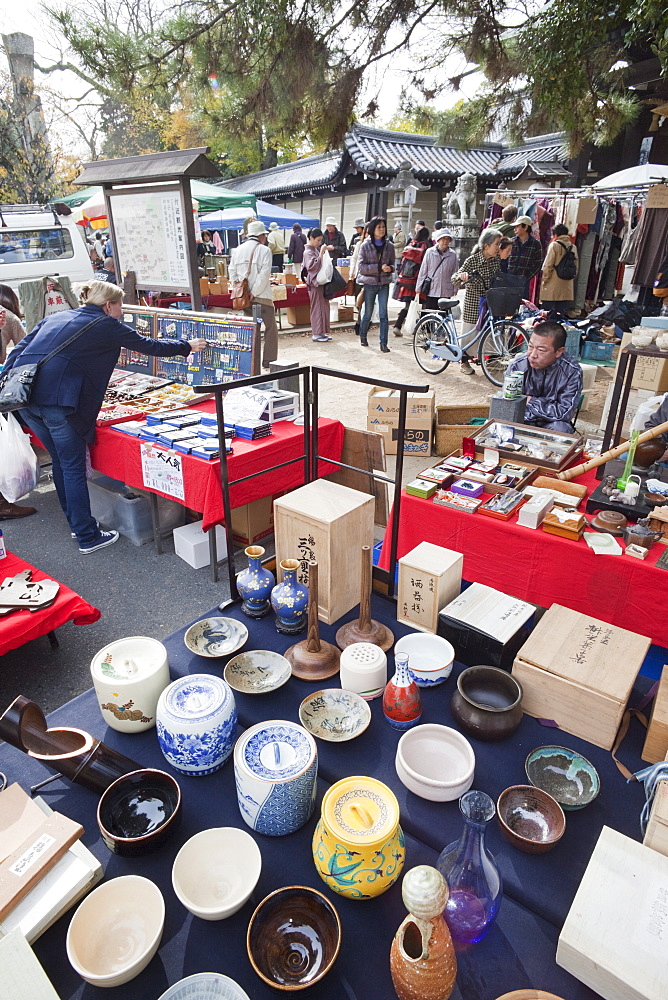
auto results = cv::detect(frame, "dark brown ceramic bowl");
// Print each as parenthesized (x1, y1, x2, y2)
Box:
(645, 491, 668, 507)
(247, 886, 341, 991)
(97, 768, 181, 857)
(451, 666, 523, 741)
(496, 785, 565, 854)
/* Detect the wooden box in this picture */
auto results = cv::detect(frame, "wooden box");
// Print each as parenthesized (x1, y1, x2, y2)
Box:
(557, 826, 668, 1000)
(642, 665, 668, 763)
(643, 763, 668, 857)
(531, 475, 588, 507)
(398, 542, 463, 634)
(438, 582, 534, 670)
(541, 507, 586, 540)
(512, 605, 651, 750)
(435, 404, 489, 456)
(286, 303, 310, 326)
(274, 481, 374, 625)
(648, 506, 668, 545)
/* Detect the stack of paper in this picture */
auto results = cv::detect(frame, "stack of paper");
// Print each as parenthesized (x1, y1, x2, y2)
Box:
(440, 582, 534, 643)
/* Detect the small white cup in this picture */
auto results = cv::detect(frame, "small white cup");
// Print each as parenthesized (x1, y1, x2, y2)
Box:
(339, 643, 387, 700)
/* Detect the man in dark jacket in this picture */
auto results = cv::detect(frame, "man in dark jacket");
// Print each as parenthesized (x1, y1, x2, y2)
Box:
(348, 218, 365, 255)
(505, 321, 582, 432)
(322, 217, 348, 261)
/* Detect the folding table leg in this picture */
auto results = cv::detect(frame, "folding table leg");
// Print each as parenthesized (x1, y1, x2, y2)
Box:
(47, 630, 59, 648)
(149, 493, 163, 555)
(208, 526, 219, 583)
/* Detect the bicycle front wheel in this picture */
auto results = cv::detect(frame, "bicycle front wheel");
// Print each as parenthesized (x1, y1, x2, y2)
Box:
(478, 321, 527, 386)
(413, 315, 452, 375)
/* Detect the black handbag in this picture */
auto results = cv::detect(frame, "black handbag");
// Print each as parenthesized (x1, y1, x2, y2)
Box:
(0, 314, 105, 414)
(323, 265, 348, 300)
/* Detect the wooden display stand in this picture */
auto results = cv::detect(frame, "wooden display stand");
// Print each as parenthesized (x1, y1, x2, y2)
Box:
(397, 542, 462, 634)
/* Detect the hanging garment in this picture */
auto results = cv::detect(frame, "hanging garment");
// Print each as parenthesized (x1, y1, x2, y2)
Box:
(573, 230, 597, 310)
(631, 207, 668, 287)
(594, 200, 617, 275)
(601, 235, 623, 300)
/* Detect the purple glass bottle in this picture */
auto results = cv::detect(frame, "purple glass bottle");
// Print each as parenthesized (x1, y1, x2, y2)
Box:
(436, 789, 502, 944)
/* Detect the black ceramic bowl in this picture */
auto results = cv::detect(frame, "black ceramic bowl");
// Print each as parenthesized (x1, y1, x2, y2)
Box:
(451, 665, 523, 741)
(97, 768, 181, 857)
(247, 886, 341, 991)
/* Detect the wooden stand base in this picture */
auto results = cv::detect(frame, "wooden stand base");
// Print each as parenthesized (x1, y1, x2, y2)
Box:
(285, 640, 341, 681)
(335, 619, 394, 651)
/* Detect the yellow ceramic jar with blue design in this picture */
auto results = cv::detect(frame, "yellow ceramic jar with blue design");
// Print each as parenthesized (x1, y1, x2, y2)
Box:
(312, 776, 405, 899)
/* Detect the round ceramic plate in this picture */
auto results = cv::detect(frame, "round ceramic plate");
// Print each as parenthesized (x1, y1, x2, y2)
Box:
(184, 617, 248, 658)
(224, 650, 292, 694)
(525, 745, 600, 810)
(158, 972, 251, 1000)
(299, 688, 371, 742)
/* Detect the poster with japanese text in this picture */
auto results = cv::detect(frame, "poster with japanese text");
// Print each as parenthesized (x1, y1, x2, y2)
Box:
(140, 442, 186, 501)
(110, 190, 190, 289)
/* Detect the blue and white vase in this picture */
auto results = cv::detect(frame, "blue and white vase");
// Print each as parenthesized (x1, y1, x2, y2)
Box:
(234, 720, 317, 836)
(156, 674, 237, 777)
(237, 546, 275, 619)
(271, 559, 309, 634)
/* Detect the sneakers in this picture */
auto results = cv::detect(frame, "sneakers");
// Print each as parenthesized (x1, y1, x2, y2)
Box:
(460, 360, 475, 375)
(79, 530, 119, 554)
(312, 335, 332, 342)
(380, 345, 390, 353)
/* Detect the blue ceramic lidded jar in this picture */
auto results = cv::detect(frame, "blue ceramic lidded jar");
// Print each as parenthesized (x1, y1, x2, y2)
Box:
(237, 545, 275, 618)
(271, 559, 308, 634)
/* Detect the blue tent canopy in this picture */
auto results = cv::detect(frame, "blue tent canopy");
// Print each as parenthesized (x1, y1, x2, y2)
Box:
(199, 199, 319, 231)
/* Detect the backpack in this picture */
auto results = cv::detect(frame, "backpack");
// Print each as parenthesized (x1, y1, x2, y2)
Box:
(555, 240, 577, 281)
(398, 243, 425, 281)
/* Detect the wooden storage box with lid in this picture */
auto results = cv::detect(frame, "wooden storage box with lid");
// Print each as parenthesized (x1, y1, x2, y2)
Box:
(557, 826, 668, 1000)
(643, 755, 668, 857)
(512, 605, 651, 750)
(642, 664, 668, 763)
(274, 481, 374, 625)
(541, 507, 586, 541)
(397, 542, 463, 634)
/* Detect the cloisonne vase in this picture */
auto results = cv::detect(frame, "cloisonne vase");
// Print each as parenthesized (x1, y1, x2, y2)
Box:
(236, 546, 275, 618)
(383, 653, 422, 730)
(270, 559, 308, 634)
(436, 790, 502, 943)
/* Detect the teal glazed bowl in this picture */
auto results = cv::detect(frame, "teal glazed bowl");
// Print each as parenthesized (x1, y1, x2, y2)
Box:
(525, 745, 600, 811)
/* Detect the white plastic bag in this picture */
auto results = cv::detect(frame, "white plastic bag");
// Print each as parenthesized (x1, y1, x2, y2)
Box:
(631, 393, 667, 433)
(0, 412, 40, 502)
(316, 253, 334, 285)
(403, 296, 421, 338)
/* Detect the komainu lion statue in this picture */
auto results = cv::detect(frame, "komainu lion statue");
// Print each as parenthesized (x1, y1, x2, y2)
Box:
(446, 173, 477, 220)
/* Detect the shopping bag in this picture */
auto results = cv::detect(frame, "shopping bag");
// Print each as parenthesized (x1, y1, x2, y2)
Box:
(403, 296, 421, 338)
(323, 266, 348, 300)
(316, 253, 334, 285)
(0, 412, 40, 502)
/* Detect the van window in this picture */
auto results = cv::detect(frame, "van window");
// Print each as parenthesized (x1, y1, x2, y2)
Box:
(0, 228, 74, 265)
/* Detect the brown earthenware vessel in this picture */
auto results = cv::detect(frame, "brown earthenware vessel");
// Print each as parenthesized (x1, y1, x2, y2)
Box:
(496, 785, 565, 854)
(451, 666, 523, 741)
(590, 510, 627, 535)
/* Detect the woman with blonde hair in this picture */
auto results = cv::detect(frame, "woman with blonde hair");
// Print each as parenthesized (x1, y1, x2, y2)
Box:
(1, 280, 206, 553)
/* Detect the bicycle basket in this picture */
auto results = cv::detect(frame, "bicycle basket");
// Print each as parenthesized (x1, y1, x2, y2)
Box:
(485, 286, 523, 318)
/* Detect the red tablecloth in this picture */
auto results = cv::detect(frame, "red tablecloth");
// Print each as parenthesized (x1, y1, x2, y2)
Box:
(379, 469, 668, 647)
(155, 286, 310, 313)
(90, 406, 345, 533)
(0, 551, 101, 656)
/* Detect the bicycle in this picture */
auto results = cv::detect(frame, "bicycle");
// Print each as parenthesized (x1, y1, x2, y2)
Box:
(412, 282, 527, 386)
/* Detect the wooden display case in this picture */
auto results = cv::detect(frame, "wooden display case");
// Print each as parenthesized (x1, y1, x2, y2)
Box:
(397, 542, 463, 634)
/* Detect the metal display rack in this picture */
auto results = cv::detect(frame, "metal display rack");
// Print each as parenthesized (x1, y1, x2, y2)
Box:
(194, 367, 430, 598)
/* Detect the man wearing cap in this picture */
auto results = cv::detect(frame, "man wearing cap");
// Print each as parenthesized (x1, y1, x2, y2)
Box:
(267, 222, 286, 270)
(228, 220, 278, 369)
(349, 218, 366, 255)
(392, 222, 407, 253)
(508, 215, 543, 297)
(322, 216, 348, 261)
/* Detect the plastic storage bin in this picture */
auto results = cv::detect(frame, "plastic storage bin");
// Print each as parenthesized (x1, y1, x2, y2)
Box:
(173, 520, 228, 569)
(88, 474, 185, 546)
(581, 341, 615, 362)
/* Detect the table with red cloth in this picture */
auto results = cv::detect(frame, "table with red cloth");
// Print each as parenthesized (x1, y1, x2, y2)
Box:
(155, 285, 310, 313)
(0, 551, 100, 656)
(379, 469, 668, 647)
(90, 405, 345, 533)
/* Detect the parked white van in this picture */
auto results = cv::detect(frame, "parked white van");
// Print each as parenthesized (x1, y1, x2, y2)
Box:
(0, 203, 94, 290)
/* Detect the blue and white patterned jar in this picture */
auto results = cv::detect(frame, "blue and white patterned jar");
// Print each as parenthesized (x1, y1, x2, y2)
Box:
(234, 720, 317, 836)
(156, 674, 237, 777)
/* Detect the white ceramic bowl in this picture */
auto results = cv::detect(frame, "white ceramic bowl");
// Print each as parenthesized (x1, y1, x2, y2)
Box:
(299, 688, 371, 742)
(158, 973, 251, 1000)
(66, 875, 164, 987)
(184, 617, 248, 658)
(393, 633, 455, 687)
(224, 650, 291, 694)
(395, 724, 475, 801)
(172, 827, 261, 920)
(631, 333, 653, 348)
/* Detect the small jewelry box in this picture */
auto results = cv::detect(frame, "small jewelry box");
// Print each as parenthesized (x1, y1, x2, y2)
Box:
(450, 478, 484, 499)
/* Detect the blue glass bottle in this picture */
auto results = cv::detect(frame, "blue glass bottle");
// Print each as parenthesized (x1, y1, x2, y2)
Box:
(436, 789, 502, 943)
(236, 545, 275, 618)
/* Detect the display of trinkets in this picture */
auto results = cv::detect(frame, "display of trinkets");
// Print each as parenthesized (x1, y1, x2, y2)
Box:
(492, 473, 518, 487)
(439, 456, 471, 474)
(433, 490, 483, 513)
(468, 460, 497, 475)
(478, 490, 526, 521)
(625, 543, 649, 560)
(417, 467, 450, 485)
(450, 479, 484, 499)
(405, 479, 438, 499)
(499, 463, 529, 480)
(474, 421, 581, 471)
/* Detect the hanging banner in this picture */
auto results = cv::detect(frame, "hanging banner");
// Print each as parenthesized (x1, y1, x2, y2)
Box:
(140, 442, 185, 501)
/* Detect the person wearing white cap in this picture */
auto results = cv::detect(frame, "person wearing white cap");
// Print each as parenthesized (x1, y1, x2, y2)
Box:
(322, 216, 348, 261)
(228, 220, 278, 369)
(508, 215, 543, 298)
(267, 221, 286, 270)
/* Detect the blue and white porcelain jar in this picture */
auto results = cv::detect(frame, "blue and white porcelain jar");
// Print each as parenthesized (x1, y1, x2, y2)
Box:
(156, 674, 237, 777)
(234, 720, 317, 836)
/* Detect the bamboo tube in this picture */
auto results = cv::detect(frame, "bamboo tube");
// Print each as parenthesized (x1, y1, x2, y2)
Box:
(558, 419, 668, 481)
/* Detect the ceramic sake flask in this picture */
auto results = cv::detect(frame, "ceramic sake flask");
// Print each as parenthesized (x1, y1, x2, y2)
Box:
(236, 546, 275, 618)
(390, 866, 457, 1000)
(313, 776, 405, 899)
(383, 653, 422, 731)
(90, 637, 170, 733)
(156, 674, 237, 777)
(271, 559, 309, 634)
(234, 720, 318, 836)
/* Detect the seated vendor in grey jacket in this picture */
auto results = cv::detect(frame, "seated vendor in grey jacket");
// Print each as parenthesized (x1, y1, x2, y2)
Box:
(505, 321, 583, 433)
(645, 393, 668, 462)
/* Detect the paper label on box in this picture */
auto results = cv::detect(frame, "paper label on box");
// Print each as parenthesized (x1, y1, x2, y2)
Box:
(632, 878, 668, 958)
(141, 442, 185, 501)
(484, 447, 500, 466)
(9, 835, 56, 877)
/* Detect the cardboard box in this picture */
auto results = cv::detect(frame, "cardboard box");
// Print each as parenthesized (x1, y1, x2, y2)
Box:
(398, 542, 463, 634)
(643, 762, 668, 857)
(612, 331, 668, 392)
(286, 304, 311, 326)
(437, 582, 534, 669)
(642, 664, 668, 763)
(173, 521, 228, 570)
(280, 272, 298, 286)
(367, 387, 435, 456)
(557, 826, 668, 1000)
(230, 496, 275, 546)
(599, 383, 655, 436)
(338, 265, 350, 281)
(274, 481, 374, 625)
(337, 305, 354, 322)
(512, 604, 651, 750)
